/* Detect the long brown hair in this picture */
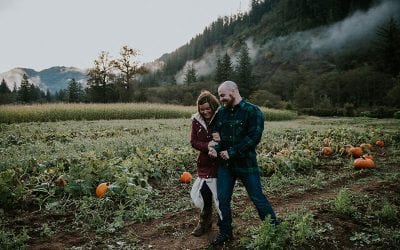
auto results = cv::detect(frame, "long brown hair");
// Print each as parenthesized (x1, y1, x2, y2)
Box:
(196, 90, 220, 114)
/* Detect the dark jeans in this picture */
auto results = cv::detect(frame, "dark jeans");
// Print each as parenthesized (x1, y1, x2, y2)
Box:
(216, 167, 277, 235)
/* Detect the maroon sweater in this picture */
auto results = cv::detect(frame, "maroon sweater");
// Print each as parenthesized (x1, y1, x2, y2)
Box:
(190, 113, 217, 178)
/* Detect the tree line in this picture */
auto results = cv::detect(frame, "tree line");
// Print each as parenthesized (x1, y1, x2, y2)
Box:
(1, 0, 399, 118)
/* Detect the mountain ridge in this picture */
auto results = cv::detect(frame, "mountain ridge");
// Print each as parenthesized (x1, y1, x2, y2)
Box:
(0, 66, 87, 93)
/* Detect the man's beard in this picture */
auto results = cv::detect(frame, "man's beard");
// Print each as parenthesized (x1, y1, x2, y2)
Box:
(223, 94, 235, 108)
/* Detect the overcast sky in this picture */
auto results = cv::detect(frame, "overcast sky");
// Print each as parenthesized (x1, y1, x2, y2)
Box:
(0, 0, 251, 73)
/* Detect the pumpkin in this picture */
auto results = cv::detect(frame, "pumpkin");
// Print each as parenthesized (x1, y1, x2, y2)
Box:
(96, 182, 109, 198)
(360, 143, 373, 150)
(376, 140, 384, 147)
(350, 147, 363, 158)
(362, 154, 374, 160)
(180, 171, 192, 183)
(353, 157, 375, 168)
(321, 146, 333, 156)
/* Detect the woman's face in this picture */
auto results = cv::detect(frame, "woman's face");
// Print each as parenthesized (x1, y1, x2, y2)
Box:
(199, 102, 214, 120)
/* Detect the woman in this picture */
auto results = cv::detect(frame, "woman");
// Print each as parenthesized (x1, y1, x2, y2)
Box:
(190, 90, 221, 237)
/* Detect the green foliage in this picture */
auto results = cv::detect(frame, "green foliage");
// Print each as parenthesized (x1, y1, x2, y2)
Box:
(253, 216, 289, 250)
(0, 227, 29, 250)
(18, 74, 31, 103)
(249, 89, 282, 108)
(184, 64, 197, 85)
(334, 189, 355, 215)
(376, 201, 398, 223)
(235, 44, 254, 98)
(374, 18, 400, 76)
(247, 210, 319, 249)
(263, 108, 297, 121)
(215, 53, 234, 83)
(285, 210, 319, 246)
(1, 115, 399, 248)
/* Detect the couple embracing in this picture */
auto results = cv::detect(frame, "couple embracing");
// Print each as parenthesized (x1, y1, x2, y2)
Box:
(190, 81, 278, 247)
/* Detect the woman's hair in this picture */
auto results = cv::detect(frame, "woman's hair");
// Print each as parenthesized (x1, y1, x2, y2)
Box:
(197, 90, 220, 113)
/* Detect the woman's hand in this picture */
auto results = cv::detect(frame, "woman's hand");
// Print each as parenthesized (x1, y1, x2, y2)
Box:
(212, 132, 221, 142)
(208, 140, 218, 148)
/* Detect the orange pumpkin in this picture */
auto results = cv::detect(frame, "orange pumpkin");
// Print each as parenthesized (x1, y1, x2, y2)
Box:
(321, 146, 333, 156)
(353, 157, 375, 168)
(180, 171, 192, 183)
(360, 143, 373, 150)
(96, 182, 109, 198)
(362, 154, 374, 160)
(350, 147, 363, 158)
(376, 140, 384, 147)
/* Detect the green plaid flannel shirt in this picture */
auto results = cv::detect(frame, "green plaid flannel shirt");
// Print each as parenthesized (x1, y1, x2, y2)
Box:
(214, 99, 264, 174)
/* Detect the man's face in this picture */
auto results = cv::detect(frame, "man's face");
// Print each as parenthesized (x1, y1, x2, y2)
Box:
(218, 86, 235, 108)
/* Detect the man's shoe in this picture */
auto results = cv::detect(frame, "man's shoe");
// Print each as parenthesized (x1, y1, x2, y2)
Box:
(211, 233, 232, 246)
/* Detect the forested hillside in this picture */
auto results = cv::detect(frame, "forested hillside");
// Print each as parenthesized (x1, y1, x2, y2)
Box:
(145, 0, 400, 116)
(1, 0, 399, 117)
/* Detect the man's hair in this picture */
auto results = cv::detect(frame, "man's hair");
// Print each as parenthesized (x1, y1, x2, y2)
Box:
(197, 90, 220, 113)
(219, 81, 238, 91)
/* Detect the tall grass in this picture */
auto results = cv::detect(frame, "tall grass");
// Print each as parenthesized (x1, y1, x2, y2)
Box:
(0, 103, 195, 123)
(0, 103, 297, 123)
(262, 108, 298, 121)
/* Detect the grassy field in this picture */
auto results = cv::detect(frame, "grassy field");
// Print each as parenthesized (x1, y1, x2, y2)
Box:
(0, 113, 399, 249)
(0, 103, 298, 123)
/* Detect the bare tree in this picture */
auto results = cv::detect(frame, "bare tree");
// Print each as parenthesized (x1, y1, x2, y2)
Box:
(112, 46, 147, 101)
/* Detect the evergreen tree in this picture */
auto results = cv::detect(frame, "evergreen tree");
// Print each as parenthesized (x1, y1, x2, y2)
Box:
(0, 79, 12, 104)
(215, 56, 224, 83)
(30, 83, 39, 102)
(375, 17, 400, 76)
(222, 53, 233, 81)
(46, 89, 52, 102)
(18, 74, 31, 103)
(68, 78, 81, 102)
(215, 53, 234, 83)
(235, 44, 254, 98)
(184, 64, 197, 85)
(0, 79, 11, 94)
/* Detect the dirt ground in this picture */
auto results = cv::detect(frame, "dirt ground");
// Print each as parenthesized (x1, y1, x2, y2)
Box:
(24, 166, 398, 250)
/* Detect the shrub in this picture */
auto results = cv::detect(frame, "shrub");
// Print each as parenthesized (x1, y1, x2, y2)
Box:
(334, 189, 355, 215)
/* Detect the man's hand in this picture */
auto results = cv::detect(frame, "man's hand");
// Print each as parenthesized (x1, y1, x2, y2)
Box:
(220, 150, 230, 160)
(208, 148, 218, 158)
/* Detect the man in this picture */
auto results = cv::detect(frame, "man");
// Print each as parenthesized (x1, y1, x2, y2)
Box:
(208, 81, 278, 246)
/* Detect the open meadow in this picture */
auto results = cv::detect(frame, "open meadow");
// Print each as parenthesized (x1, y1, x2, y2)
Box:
(0, 104, 399, 249)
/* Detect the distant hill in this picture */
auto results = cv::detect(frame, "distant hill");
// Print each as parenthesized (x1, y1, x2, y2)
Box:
(156, 0, 400, 83)
(0, 66, 87, 93)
